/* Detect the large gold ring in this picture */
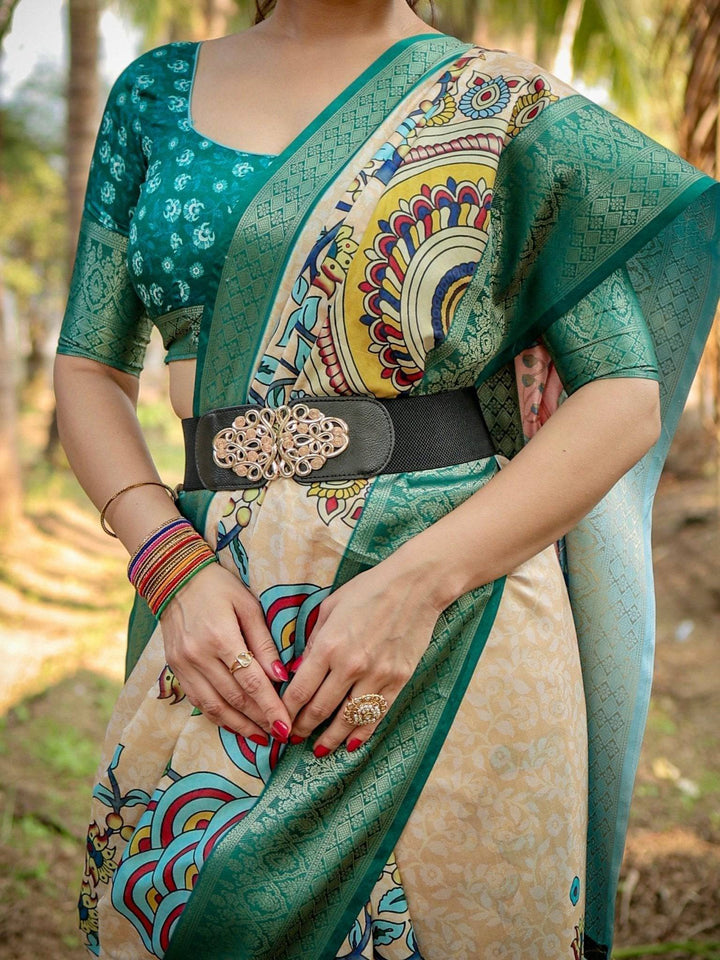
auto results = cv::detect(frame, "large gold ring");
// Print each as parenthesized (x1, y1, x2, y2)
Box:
(229, 651, 254, 674)
(343, 693, 388, 726)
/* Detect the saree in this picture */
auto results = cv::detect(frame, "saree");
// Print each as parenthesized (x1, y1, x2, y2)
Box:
(63, 34, 720, 960)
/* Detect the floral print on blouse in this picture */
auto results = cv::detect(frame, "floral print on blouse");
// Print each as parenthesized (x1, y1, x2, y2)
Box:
(79, 41, 276, 363)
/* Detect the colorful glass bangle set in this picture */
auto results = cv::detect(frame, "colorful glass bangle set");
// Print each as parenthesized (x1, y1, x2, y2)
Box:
(127, 517, 217, 617)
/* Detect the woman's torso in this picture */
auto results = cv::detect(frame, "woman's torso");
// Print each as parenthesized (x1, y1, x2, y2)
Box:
(111, 28, 444, 418)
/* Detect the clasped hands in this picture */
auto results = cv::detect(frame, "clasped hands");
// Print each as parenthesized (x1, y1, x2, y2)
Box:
(159, 554, 443, 756)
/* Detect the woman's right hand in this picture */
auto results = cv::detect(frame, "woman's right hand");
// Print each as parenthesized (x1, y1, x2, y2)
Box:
(159, 563, 293, 745)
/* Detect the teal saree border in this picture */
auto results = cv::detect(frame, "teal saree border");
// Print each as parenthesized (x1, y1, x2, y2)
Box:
(521, 179, 715, 374)
(587, 185, 720, 953)
(497, 95, 715, 363)
(324, 576, 505, 960)
(193, 35, 470, 416)
(125, 595, 155, 680)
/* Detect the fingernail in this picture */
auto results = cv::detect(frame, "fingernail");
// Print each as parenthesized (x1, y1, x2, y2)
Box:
(271, 721, 290, 742)
(289, 655, 303, 672)
(249, 734, 270, 746)
(289, 734, 305, 745)
(346, 738, 363, 753)
(313, 744, 331, 758)
(271, 660, 290, 682)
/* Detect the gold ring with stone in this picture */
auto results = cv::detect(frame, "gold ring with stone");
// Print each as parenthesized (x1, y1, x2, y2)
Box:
(229, 651, 254, 674)
(343, 693, 388, 726)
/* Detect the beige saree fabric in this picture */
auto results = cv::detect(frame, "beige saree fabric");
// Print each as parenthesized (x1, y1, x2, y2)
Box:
(397, 541, 587, 959)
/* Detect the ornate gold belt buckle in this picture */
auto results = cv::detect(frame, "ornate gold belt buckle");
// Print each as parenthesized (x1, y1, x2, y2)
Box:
(211, 403, 350, 483)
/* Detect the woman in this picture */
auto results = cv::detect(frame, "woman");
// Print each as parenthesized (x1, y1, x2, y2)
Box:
(54, 0, 719, 957)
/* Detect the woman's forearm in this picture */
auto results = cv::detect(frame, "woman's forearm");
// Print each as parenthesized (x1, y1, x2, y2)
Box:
(53, 355, 181, 554)
(391, 376, 662, 608)
(55, 354, 294, 737)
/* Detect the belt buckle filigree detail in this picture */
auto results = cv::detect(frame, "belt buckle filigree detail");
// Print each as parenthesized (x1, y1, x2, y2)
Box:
(212, 403, 350, 483)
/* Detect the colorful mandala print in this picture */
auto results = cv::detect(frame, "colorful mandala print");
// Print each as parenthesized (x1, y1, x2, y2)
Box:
(459, 74, 513, 118)
(507, 75, 559, 138)
(111, 769, 262, 956)
(80, 745, 152, 955)
(260, 582, 330, 660)
(250, 51, 483, 404)
(458, 73, 559, 136)
(337, 855, 421, 960)
(347, 54, 479, 203)
(359, 177, 493, 391)
(305, 478, 369, 528)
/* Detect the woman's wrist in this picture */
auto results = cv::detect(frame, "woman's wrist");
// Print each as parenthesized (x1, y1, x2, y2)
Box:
(389, 534, 467, 613)
(128, 517, 218, 617)
(103, 485, 184, 555)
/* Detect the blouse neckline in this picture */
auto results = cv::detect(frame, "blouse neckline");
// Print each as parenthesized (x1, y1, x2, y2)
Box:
(186, 32, 446, 162)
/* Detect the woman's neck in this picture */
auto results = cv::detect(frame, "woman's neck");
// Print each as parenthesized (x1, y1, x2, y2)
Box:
(258, 0, 434, 44)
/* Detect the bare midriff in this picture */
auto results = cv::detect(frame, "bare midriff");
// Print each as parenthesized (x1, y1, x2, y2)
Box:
(168, 360, 197, 421)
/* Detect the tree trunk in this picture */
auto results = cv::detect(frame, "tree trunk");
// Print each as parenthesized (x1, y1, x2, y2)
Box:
(676, 0, 720, 503)
(23, 302, 48, 399)
(46, 0, 100, 461)
(0, 98, 23, 528)
(66, 0, 99, 274)
(0, 279, 23, 531)
(0, 0, 22, 43)
(552, 0, 585, 81)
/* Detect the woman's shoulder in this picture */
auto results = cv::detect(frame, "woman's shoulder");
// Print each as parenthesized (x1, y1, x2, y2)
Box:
(107, 41, 200, 103)
(97, 40, 201, 156)
(455, 44, 577, 101)
(436, 43, 579, 145)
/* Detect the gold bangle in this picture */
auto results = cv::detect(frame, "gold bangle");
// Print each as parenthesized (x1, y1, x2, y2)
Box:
(100, 481, 178, 538)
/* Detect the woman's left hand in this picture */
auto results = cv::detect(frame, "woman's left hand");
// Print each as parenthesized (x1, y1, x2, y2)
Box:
(281, 553, 444, 755)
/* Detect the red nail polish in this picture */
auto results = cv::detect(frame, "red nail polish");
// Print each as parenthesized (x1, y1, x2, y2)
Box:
(313, 744, 331, 758)
(271, 721, 290, 742)
(289, 735, 305, 745)
(346, 738, 363, 753)
(271, 660, 290, 682)
(249, 734, 270, 747)
(289, 655, 303, 672)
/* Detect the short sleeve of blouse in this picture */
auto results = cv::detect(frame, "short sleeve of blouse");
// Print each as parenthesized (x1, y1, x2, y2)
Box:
(57, 61, 152, 376)
(541, 266, 660, 395)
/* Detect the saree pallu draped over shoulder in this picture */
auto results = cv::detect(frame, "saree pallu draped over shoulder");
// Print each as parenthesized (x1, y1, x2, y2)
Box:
(81, 34, 720, 960)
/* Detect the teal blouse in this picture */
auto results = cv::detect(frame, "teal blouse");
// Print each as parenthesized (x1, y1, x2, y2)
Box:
(57, 41, 658, 393)
(58, 41, 276, 372)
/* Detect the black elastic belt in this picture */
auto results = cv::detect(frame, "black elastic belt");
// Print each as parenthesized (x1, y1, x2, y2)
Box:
(181, 389, 495, 491)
